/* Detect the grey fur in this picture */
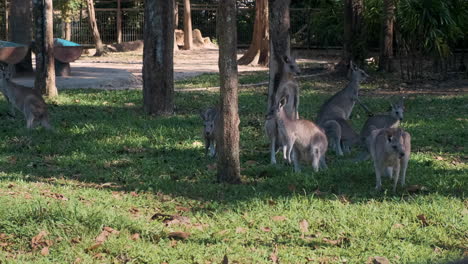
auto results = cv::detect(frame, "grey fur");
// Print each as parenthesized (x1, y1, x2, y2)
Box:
(0, 69, 52, 130)
(368, 127, 411, 192)
(357, 99, 405, 161)
(267, 96, 328, 172)
(316, 61, 368, 155)
(265, 54, 301, 164)
(200, 107, 219, 157)
(323, 118, 360, 156)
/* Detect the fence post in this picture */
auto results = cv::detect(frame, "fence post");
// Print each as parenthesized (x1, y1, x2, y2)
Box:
(117, 0, 122, 43)
(5, 0, 8, 40)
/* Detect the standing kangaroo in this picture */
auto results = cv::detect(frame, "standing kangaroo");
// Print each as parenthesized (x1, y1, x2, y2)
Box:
(323, 118, 360, 155)
(200, 107, 219, 157)
(368, 127, 411, 192)
(0, 68, 52, 130)
(265, 54, 301, 164)
(316, 61, 369, 155)
(267, 96, 328, 172)
(356, 99, 405, 161)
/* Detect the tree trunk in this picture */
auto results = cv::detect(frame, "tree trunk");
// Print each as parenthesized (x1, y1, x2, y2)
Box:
(267, 0, 291, 111)
(33, 0, 57, 97)
(378, 0, 395, 72)
(338, 0, 365, 71)
(183, 0, 192, 50)
(238, 0, 269, 66)
(174, 0, 179, 51)
(86, 0, 105, 56)
(216, 0, 241, 184)
(64, 21, 72, 40)
(143, 0, 174, 115)
(117, 0, 122, 43)
(9, 0, 33, 75)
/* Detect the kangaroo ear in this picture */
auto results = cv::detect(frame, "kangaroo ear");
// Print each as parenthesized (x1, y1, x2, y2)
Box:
(199, 109, 206, 120)
(387, 135, 393, 143)
(279, 96, 288, 108)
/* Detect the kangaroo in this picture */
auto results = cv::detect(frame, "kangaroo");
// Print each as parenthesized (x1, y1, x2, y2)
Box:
(316, 61, 369, 124)
(265, 54, 301, 164)
(368, 127, 411, 192)
(0, 68, 52, 130)
(322, 118, 360, 156)
(316, 61, 369, 155)
(267, 96, 328, 172)
(200, 107, 219, 157)
(356, 99, 405, 161)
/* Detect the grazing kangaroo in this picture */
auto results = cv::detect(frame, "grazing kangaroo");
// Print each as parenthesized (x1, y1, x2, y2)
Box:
(267, 96, 328, 172)
(265, 54, 301, 164)
(0, 68, 52, 130)
(200, 107, 219, 157)
(316, 61, 369, 155)
(356, 99, 405, 161)
(323, 118, 360, 156)
(368, 127, 411, 192)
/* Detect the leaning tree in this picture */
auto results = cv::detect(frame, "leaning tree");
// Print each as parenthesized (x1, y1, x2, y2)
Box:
(142, 0, 174, 115)
(33, 0, 57, 97)
(238, 0, 269, 66)
(216, 0, 241, 184)
(267, 0, 291, 112)
(86, 0, 105, 56)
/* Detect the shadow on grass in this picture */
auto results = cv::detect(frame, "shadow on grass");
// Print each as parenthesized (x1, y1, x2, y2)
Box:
(0, 90, 466, 205)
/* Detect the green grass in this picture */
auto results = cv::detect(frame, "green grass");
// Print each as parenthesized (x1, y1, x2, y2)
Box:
(0, 74, 466, 263)
(175, 71, 269, 89)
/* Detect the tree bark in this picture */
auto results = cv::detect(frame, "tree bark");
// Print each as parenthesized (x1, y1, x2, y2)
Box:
(238, 0, 269, 66)
(174, 0, 179, 51)
(267, 0, 290, 111)
(33, 0, 57, 97)
(9, 0, 33, 74)
(64, 21, 72, 40)
(338, 0, 365, 71)
(216, 0, 241, 184)
(86, 0, 105, 56)
(117, 0, 122, 43)
(378, 0, 395, 72)
(143, 0, 174, 115)
(183, 0, 193, 50)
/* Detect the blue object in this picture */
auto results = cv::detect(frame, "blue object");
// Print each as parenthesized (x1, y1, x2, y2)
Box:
(54, 38, 81, 47)
(0, 40, 27, 48)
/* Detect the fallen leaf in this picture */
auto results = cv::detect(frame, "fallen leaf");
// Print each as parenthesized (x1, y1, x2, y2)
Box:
(322, 237, 343, 246)
(392, 223, 404, 229)
(74, 99, 80, 103)
(417, 214, 429, 226)
(130, 233, 140, 241)
(7, 156, 17, 164)
(86, 243, 102, 251)
(260, 227, 271, 232)
(130, 191, 139, 197)
(370, 256, 390, 264)
(271, 216, 287, 222)
(164, 215, 191, 226)
(129, 207, 140, 216)
(299, 219, 309, 234)
(31, 230, 48, 249)
(338, 195, 351, 204)
(168, 231, 190, 240)
(270, 244, 279, 263)
(95, 227, 119, 244)
(73, 258, 82, 264)
(40, 247, 49, 256)
(217, 229, 229, 235)
(313, 189, 327, 197)
(235, 227, 247, 233)
(435, 156, 444, 161)
(176, 206, 190, 212)
(191, 223, 208, 231)
(169, 239, 178, 247)
(207, 163, 217, 171)
(406, 185, 428, 193)
(288, 184, 296, 192)
(267, 200, 277, 206)
(124, 102, 135, 107)
(7, 183, 15, 188)
(433, 246, 442, 254)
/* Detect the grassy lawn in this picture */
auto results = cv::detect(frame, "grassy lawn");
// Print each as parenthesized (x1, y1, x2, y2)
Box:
(0, 73, 466, 263)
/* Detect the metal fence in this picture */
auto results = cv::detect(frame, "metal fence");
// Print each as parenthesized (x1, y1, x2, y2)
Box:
(50, 5, 315, 47)
(4, 5, 316, 48)
(0, 1, 7, 40)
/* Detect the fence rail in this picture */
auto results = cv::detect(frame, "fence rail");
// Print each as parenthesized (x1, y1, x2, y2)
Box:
(2, 5, 321, 48)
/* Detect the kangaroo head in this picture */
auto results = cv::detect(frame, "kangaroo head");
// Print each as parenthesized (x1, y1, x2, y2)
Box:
(349, 61, 369, 83)
(282, 55, 301, 76)
(390, 99, 405, 121)
(386, 128, 406, 158)
(200, 108, 218, 137)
